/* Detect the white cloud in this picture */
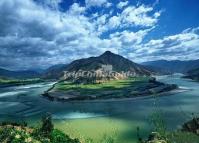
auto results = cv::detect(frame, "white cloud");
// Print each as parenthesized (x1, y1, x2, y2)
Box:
(105, 2, 112, 8)
(0, 0, 162, 69)
(68, 3, 86, 15)
(0, 0, 98, 69)
(127, 27, 199, 62)
(110, 29, 150, 45)
(121, 5, 161, 27)
(117, 1, 129, 9)
(108, 16, 121, 28)
(39, 0, 62, 11)
(1, 0, 197, 70)
(85, 0, 108, 8)
(93, 5, 160, 35)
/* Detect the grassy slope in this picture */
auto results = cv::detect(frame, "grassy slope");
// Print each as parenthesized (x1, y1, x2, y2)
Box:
(54, 77, 150, 97)
(167, 131, 199, 143)
(56, 77, 148, 90)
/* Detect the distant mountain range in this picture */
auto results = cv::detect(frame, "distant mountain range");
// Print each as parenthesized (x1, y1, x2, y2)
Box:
(44, 51, 152, 79)
(0, 68, 40, 79)
(142, 60, 199, 74)
(183, 67, 199, 81)
(2, 53, 199, 80)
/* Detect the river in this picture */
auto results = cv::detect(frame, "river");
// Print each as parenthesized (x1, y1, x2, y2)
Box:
(0, 75, 198, 141)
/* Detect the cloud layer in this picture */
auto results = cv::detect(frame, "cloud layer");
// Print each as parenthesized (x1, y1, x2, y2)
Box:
(128, 27, 199, 62)
(0, 0, 198, 70)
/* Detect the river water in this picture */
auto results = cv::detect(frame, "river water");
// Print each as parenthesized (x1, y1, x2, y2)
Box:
(0, 75, 198, 130)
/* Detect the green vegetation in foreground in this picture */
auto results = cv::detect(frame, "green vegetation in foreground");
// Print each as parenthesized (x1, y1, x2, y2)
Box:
(1, 114, 199, 143)
(54, 115, 199, 143)
(0, 78, 44, 86)
(137, 112, 199, 143)
(0, 114, 80, 143)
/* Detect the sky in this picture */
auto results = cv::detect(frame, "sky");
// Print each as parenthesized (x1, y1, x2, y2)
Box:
(0, 0, 199, 70)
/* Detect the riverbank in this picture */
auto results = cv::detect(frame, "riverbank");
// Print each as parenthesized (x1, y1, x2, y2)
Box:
(42, 77, 178, 102)
(0, 78, 46, 88)
(182, 75, 199, 82)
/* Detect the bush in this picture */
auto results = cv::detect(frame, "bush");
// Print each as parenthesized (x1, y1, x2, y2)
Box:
(50, 129, 69, 143)
(0, 127, 33, 143)
(0, 115, 80, 143)
(0, 121, 27, 127)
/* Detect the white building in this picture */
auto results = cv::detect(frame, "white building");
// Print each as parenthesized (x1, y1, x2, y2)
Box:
(101, 65, 113, 72)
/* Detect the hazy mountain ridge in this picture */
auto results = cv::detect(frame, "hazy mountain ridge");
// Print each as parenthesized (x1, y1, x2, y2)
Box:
(0, 68, 40, 79)
(142, 59, 199, 74)
(43, 64, 67, 79)
(2, 57, 199, 80)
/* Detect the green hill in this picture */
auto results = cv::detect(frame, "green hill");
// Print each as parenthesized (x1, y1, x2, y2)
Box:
(44, 51, 152, 79)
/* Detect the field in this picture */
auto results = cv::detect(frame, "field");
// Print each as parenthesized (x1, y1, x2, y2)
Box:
(51, 77, 156, 99)
(55, 77, 149, 91)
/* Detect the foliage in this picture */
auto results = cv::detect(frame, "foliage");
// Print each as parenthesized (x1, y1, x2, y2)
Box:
(85, 138, 94, 143)
(0, 114, 80, 143)
(0, 121, 27, 127)
(50, 129, 79, 143)
(40, 113, 54, 137)
(146, 110, 199, 143)
(166, 131, 199, 143)
(150, 112, 167, 137)
(0, 126, 34, 143)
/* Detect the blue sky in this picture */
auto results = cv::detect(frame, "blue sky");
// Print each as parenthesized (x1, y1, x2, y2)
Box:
(0, 0, 199, 70)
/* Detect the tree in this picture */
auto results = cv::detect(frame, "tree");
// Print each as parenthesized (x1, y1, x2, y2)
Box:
(40, 113, 54, 137)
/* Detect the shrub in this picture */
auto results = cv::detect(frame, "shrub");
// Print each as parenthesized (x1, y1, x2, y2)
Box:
(50, 129, 70, 143)
(50, 129, 80, 143)
(0, 114, 80, 143)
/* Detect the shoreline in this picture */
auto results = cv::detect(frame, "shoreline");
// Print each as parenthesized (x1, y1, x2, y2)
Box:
(55, 88, 189, 103)
(42, 83, 183, 103)
(0, 80, 56, 89)
(0, 80, 46, 88)
(182, 76, 199, 83)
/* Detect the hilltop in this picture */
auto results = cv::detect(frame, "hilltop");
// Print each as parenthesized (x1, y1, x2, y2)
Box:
(142, 60, 199, 74)
(44, 51, 152, 79)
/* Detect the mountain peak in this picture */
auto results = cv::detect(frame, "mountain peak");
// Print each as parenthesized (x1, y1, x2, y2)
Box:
(44, 51, 152, 79)
(102, 51, 114, 55)
(100, 51, 117, 57)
